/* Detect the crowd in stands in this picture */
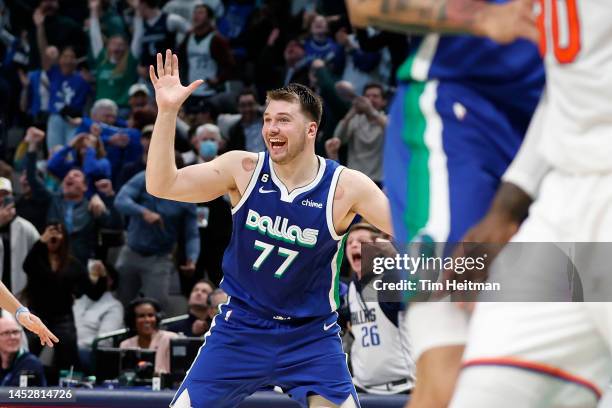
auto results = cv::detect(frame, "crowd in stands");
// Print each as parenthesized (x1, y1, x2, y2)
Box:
(0, 0, 411, 392)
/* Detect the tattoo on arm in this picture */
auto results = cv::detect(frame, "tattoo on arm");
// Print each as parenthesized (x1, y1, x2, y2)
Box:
(360, 0, 488, 34)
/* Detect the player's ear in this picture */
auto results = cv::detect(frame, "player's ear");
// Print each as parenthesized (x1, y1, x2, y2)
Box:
(307, 121, 318, 140)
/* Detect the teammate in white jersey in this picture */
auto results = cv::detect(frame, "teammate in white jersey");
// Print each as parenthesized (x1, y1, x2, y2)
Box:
(343, 223, 416, 395)
(450, 1, 612, 406)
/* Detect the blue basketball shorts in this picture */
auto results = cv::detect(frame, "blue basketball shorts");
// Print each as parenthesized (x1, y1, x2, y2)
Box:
(170, 297, 359, 408)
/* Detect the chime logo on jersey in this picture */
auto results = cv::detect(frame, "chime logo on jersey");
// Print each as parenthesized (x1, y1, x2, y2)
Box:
(245, 209, 319, 248)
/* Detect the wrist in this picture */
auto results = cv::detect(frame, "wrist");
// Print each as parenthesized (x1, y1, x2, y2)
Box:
(15, 306, 29, 321)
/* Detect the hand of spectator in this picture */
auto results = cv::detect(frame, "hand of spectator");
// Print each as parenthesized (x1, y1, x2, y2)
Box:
(109, 133, 130, 148)
(267, 28, 280, 46)
(150, 50, 203, 113)
(40, 225, 62, 244)
(89, 123, 102, 138)
(33, 7, 45, 27)
(17, 311, 59, 348)
(95, 179, 115, 196)
(88, 194, 108, 217)
(142, 209, 164, 227)
(179, 260, 196, 277)
(353, 96, 373, 115)
(325, 137, 341, 160)
(25, 127, 46, 145)
(191, 319, 209, 336)
(311, 58, 325, 70)
(127, 0, 139, 9)
(69, 133, 87, 149)
(88, 259, 107, 283)
(335, 28, 351, 48)
(0, 203, 16, 227)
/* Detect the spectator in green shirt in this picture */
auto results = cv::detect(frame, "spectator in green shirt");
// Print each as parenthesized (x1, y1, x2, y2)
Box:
(88, 0, 139, 110)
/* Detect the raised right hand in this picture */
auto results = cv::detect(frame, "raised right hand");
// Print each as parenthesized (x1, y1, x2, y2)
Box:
(149, 50, 203, 112)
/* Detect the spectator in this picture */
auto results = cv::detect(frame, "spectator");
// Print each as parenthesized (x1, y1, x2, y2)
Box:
(181, 98, 218, 130)
(181, 123, 221, 166)
(225, 89, 264, 153)
(177, 3, 235, 108)
(326, 83, 387, 185)
(73, 99, 143, 183)
(34, 5, 91, 151)
(73, 260, 123, 372)
(28, 0, 87, 69)
(133, 0, 190, 81)
(116, 125, 152, 191)
(46, 132, 111, 196)
(207, 288, 228, 320)
(355, 29, 409, 87)
(166, 280, 213, 337)
(126, 84, 151, 118)
(341, 223, 415, 394)
(23, 222, 106, 382)
(15, 170, 49, 234)
(336, 26, 382, 95)
(0, 315, 46, 386)
(88, 0, 140, 111)
(0, 177, 40, 296)
(215, 0, 256, 64)
(25, 126, 122, 264)
(114, 170, 199, 310)
(304, 15, 344, 76)
(188, 126, 231, 288)
(163, 0, 225, 23)
(120, 297, 178, 374)
(255, 34, 310, 97)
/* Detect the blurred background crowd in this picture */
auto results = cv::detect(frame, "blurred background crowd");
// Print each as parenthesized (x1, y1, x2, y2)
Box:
(0, 0, 413, 392)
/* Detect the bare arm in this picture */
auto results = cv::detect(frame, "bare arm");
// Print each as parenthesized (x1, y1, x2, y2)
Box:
(33, 8, 52, 70)
(345, 0, 539, 44)
(0, 281, 58, 347)
(146, 50, 245, 203)
(341, 169, 393, 235)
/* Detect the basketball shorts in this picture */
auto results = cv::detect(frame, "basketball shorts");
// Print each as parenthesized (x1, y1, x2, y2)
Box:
(170, 297, 359, 408)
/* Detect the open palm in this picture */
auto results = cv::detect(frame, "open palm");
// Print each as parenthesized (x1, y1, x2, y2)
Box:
(149, 49, 203, 112)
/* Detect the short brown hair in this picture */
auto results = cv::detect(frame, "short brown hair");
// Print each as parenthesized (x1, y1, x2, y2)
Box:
(266, 83, 323, 126)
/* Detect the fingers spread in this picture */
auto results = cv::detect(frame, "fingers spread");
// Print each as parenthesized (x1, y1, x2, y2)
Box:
(187, 79, 204, 93)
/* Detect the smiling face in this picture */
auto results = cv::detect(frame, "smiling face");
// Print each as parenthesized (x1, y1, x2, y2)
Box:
(262, 99, 316, 165)
(346, 228, 376, 279)
(134, 303, 158, 337)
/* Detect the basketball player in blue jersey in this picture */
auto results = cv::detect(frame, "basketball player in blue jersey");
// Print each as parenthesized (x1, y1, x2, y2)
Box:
(346, 0, 544, 407)
(147, 50, 392, 408)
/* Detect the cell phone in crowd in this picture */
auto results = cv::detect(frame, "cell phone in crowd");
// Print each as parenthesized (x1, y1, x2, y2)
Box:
(2, 196, 14, 207)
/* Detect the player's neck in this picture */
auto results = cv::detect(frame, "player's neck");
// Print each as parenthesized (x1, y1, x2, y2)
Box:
(271, 153, 319, 193)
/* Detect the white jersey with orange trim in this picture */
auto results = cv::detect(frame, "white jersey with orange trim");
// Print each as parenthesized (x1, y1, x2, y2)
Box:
(536, 0, 612, 173)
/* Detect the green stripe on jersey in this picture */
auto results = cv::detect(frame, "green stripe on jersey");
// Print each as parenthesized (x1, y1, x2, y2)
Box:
(403, 82, 430, 242)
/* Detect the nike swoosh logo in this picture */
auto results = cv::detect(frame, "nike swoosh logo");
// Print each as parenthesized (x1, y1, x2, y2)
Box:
(259, 187, 276, 194)
(323, 322, 336, 331)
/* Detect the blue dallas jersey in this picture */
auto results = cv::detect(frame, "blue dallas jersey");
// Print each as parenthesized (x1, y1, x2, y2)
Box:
(221, 152, 349, 319)
(398, 0, 544, 119)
